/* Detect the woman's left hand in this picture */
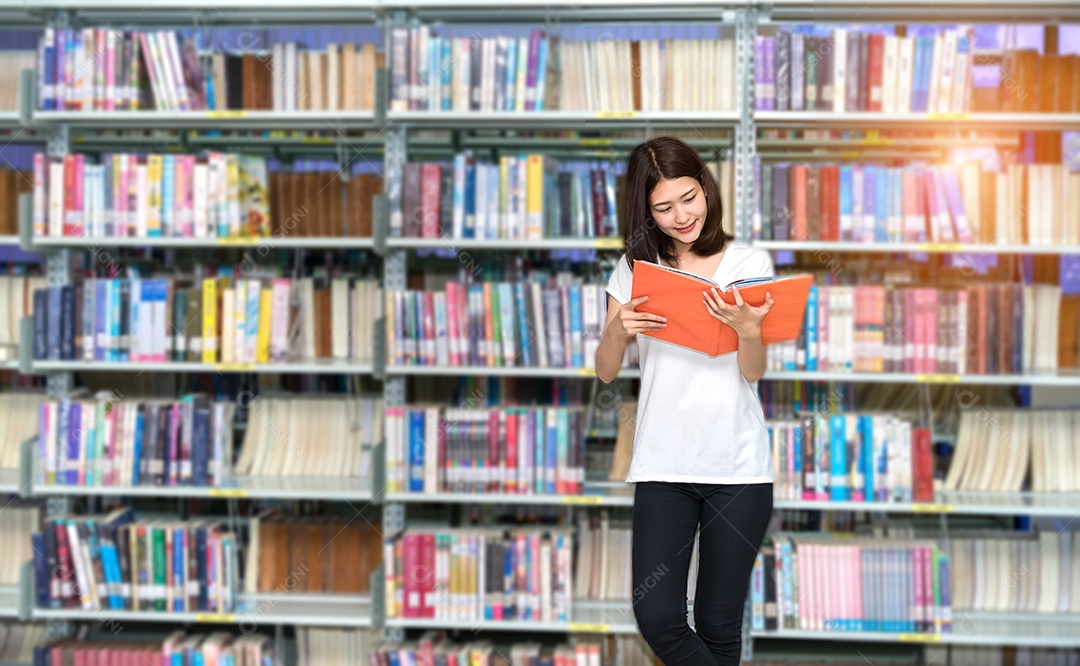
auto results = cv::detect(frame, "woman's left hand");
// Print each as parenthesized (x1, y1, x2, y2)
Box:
(703, 287, 775, 340)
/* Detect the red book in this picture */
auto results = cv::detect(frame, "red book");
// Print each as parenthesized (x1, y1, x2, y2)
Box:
(791, 165, 808, 241)
(911, 426, 934, 502)
(505, 410, 518, 494)
(820, 165, 839, 241)
(420, 533, 435, 619)
(402, 533, 420, 618)
(63, 155, 76, 236)
(867, 34, 885, 112)
(487, 409, 500, 492)
(420, 163, 442, 238)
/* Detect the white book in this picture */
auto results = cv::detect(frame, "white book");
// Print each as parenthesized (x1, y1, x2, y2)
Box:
(937, 30, 956, 114)
(474, 162, 488, 241)
(272, 42, 285, 111)
(327, 44, 340, 111)
(897, 37, 915, 113)
(331, 278, 349, 360)
(285, 42, 298, 112)
(882, 36, 899, 114)
(832, 29, 847, 113)
(48, 161, 64, 237)
(192, 163, 208, 238)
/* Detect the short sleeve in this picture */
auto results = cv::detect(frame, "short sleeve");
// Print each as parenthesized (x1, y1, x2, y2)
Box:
(756, 248, 776, 279)
(606, 254, 633, 304)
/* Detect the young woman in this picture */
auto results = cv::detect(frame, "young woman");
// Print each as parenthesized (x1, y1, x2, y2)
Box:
(595, 136, 776, 665)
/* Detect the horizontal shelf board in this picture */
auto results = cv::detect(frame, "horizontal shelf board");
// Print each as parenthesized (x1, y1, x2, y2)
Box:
(33, 594, 372, 627)
(31, 237, 376, 249)
(762, 370, 1080, 386)
(0, 470, 21, 494)
(32, 360, 375, 374)
(0, 360, 19, 372)
(387, 485, 634, 507)
(385, 365, 639, 379)
(389, 111, 739, 128)
(756, 241, 1080, 255)
(386, 238, 623, 251)
(775, 490, 1080, 517)
(391, 488, 1080, 517)
(34, 476, 375, 501)
(751, 622, 1080, 648)
(385, 599, 637, 634)
(754, 111, 1080, 128)
(0, 113, 26, 131)
(31, 111, 379, 130)
(0, 236, 20, 246)
(0, 587, 18, 618)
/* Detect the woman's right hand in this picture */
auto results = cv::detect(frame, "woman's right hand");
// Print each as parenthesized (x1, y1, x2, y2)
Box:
(611, 295, 668, 340)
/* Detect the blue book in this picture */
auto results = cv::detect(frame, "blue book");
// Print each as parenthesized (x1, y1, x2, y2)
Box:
(46, 287, 61, 360)
(545, 410, 557, 494)
(162, 155, 175, 237)
(173, 526, 184, 611)
(534, 37, 549, 111)
(408, 409, 425, 492)
(66, 401, 80, 485)
(109, 280, 122, 362)
(441, 40, 453, 111)
(859, 415, 874, 502)
(464, 157, 477, 239)
(838, 165, 853, 241)
(131, 406, 144, 486)
(504, 38, 518, 111)
(567, 286, 583, 367)
(805, 285, 818, 371)
(828, 415, 850, 500)
(32, 532, 49, 608)
(873, 166, 888, 242)
(938, 553, 951, 633)
(192, 408, 211, 486)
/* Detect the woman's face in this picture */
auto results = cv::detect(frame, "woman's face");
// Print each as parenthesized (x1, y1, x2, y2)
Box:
(648, 176, 708, 247)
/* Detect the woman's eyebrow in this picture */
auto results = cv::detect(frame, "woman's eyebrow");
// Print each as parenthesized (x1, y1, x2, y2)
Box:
(652, 188, 696, 207)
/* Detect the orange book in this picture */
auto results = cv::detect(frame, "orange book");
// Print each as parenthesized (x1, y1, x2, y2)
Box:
(630, 260, 814, 357)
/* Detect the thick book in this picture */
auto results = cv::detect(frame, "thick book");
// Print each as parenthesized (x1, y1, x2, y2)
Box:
(629, 260, 813, 357)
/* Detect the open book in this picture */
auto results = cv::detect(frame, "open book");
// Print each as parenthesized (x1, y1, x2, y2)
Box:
(629, 259, 813, 357)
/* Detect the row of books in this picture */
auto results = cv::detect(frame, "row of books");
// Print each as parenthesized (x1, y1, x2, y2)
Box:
(767, 415, 933, 504)
(385, 281, 609, 369)
(34, 152, 270, 239)
(0, 392, 43, 471)
(574, 513, 631, 602)
(390, 28, 739, 114)
(0, 506, 40, 587)
(752, 534, 953, 633)
(33, 508, 240, 613)
(766, 283, 1069, 375)
(385, 406, 588, 495)
(949, 531, 1080, 614)
(372, 637, 607, 666)
(236, 396, 380, 480)
(0, 276, 46, 363)
(37, 631, 276, 666)
(755, 161, 1080, 247)
(31, 276, 382, 365)
(385, 527, 574, 622)
(31, 153, 385, 240)
(755, 28, 974, 114)
(0, 624, 44, 666)
(36, 29, 381, 112)
(247, 513, 381, 595)
(398, 157, 619, 241)
(0, 52, 34, 112)
(38, 395, 235, 488)
(944, 409, 1080, 493)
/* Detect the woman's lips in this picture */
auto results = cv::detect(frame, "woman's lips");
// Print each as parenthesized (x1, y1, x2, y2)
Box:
(674, 220, 696, 234)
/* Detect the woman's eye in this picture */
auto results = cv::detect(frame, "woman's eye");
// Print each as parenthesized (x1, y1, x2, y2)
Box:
(684, 196, 696, 204)
(656, 208, 670, 214)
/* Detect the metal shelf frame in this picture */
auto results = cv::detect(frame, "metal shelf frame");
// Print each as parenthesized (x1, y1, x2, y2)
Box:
(14, 3, 1080, 658)
(754, 241, 1080, 255)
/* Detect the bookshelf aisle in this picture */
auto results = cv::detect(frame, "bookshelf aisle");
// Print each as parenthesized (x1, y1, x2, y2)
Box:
(0, 0, 1079, 664)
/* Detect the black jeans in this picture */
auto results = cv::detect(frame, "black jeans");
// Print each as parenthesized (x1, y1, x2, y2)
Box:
(631, 482, 773, 666)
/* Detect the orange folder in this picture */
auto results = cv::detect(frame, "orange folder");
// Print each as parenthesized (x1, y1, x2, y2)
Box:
(629, 260, 814, 357)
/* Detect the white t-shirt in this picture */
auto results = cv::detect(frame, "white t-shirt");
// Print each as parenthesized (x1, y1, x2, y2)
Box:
(606, 243, 776, 485)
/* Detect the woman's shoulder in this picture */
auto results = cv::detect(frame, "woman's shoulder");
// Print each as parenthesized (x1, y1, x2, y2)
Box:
(724, 242, 772, 265)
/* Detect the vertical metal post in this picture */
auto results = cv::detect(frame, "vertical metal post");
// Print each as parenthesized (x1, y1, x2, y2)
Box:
(42, 10, 74, 645)
(380, 53, 409, 636)
(733, 6, 758, 246)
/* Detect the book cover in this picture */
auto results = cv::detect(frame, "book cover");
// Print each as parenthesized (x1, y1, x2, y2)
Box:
(630, 260, 813, 357)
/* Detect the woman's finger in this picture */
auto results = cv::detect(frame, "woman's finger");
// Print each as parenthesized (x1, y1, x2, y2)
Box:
(729, 286, 745, 307)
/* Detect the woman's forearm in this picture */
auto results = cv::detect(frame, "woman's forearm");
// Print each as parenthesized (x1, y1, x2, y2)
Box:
(596, 324, 629, 384)
(736, 332, 767, 383)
